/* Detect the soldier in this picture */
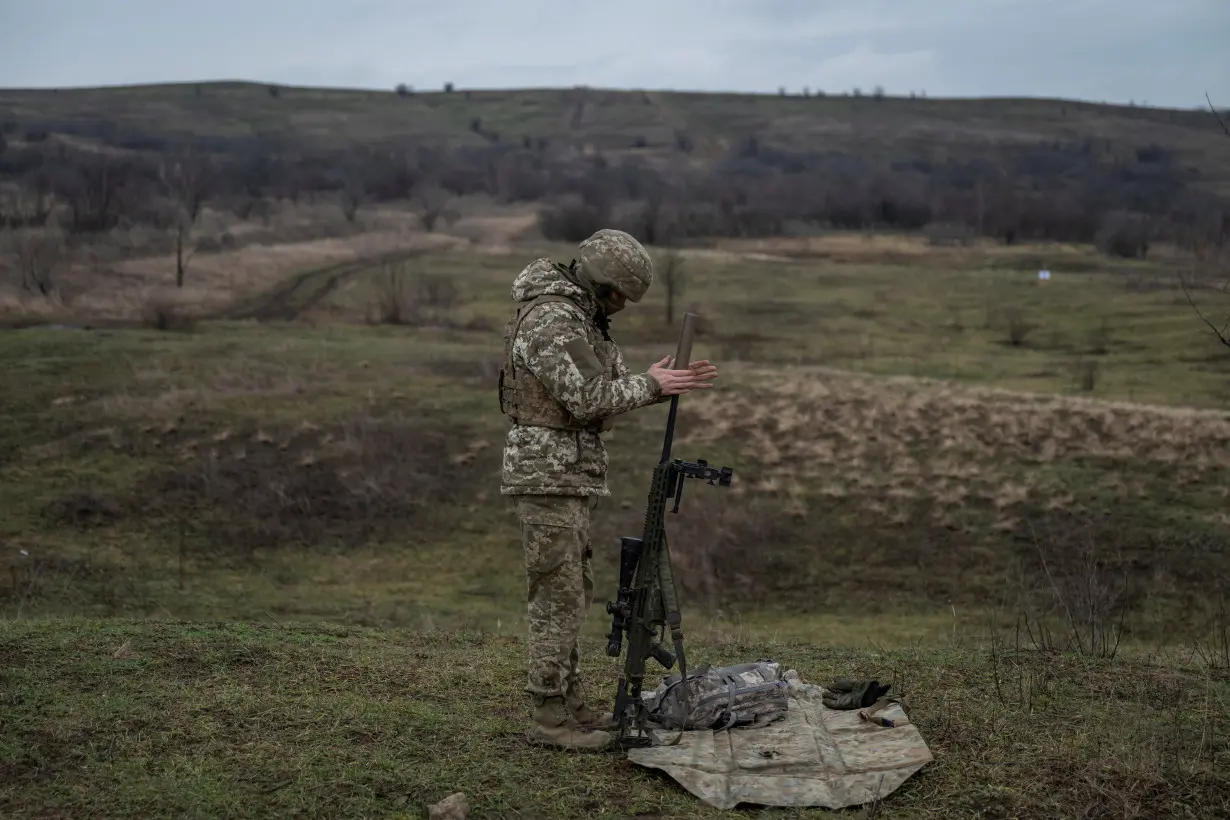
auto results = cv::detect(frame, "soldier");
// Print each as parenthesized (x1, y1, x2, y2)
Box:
(499, 228, 718, 750)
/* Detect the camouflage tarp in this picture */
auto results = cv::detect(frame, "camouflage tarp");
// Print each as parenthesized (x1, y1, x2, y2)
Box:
(625, 671, 932, 810)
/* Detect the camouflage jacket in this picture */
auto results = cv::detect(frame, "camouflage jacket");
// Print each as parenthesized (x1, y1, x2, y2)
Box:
(500, 258, 663, 497)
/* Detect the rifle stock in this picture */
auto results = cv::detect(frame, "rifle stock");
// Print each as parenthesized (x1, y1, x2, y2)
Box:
(604, 312, 733, 750)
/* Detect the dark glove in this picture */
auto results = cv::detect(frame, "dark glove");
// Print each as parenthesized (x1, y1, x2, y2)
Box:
(822, 678, 891, 710)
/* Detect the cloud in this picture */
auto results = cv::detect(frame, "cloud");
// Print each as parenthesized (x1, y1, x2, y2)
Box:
(0, 0, 1226, 107)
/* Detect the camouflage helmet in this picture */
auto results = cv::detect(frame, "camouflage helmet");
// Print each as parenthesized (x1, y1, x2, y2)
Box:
(576, 229, 653, 302)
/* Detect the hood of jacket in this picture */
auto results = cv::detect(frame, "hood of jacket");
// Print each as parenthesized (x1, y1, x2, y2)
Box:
(510, 258, 599, 317)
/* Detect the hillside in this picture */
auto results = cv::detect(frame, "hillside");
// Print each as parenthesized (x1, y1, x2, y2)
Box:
(1, 82, 1228, 264)
(2, 81, 1225, 169)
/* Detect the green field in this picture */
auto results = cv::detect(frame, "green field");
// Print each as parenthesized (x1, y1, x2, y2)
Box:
(3, 619, 1225, 819)
(3, 238, 1230, 817)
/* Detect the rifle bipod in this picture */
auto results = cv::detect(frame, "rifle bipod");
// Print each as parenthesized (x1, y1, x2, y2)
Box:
(602, 312, 734, 750)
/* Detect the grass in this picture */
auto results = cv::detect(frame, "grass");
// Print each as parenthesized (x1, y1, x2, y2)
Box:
(4, 241, 1229, 630)
(1, 619, 1226, 819)
(320, 236, 1230, 407)
(4, 237, 1230, 816)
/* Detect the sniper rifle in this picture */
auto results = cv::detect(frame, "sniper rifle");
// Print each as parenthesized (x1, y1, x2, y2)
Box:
(604, 312, 734, 750)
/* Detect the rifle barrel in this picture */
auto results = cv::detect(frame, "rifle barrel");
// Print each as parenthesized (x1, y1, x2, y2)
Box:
(673, 312, 698, 373)
(659, 312, 699, 465)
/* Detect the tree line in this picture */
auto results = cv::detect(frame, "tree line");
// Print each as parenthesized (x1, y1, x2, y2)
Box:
(1, 115, 1227, 278)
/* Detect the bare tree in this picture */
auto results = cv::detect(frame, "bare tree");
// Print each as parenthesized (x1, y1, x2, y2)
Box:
(1180, 94, 1230, 348)
(4, 227, 65, 299)
(340, 178, 365, 223)
(660, 251, 685, 326)
(159, 147, 213, 287)
(418, 185, 451, 232)
(1207, 92, 1230, 139)
(0, 174, 54, 229)
(1181, 276, 1230, 348)
(54, 153, 130, 234)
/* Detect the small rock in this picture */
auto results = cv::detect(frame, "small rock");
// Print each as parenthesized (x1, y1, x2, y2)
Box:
(428, 792, 469, 820)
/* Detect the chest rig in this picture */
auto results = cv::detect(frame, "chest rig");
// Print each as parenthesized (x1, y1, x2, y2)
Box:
(499, 293, 616, 433)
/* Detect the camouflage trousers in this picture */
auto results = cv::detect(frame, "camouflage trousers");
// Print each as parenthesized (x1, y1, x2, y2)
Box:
(515, 494, 600, 704)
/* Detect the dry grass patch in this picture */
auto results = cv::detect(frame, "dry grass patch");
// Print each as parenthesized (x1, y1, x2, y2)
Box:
(641, 364, 1230, 633)
(683, 366, 1230, 526)
(0, 220, 474, 325)
(110, 229, 462, 315)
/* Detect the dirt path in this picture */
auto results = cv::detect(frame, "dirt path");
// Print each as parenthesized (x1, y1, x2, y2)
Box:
(217, 249, 426, 321)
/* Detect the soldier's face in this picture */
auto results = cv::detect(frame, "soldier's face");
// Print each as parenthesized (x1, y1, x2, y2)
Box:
(597, 285, 627, 315)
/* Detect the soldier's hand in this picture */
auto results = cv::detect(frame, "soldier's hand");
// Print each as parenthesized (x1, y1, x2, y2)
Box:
(686, 360, 718, 382)
(648, 356, 719, 396)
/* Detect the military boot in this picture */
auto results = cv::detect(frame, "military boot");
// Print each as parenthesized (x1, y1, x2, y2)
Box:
(527, 696, 612, 751)
(566, 679, 616, 730)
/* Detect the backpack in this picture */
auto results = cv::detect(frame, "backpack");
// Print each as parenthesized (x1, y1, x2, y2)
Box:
(642, 660, 791, 731)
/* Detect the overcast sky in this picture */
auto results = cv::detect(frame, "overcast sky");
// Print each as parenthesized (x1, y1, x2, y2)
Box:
(1, 0, 1226, 109)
